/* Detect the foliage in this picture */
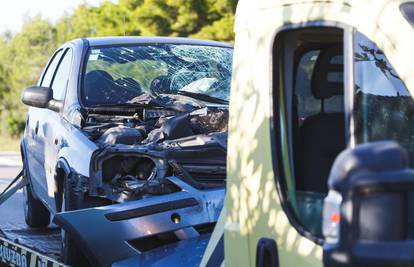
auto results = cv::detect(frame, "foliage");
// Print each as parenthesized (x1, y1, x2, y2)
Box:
(0, 17, 57, 137)
(0, 0, 237, 136)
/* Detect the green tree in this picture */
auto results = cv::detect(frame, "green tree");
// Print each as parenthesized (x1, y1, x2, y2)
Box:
(193, 0, 237, 41)
(0, 0, 238, 137)
(56, 2, 130, 42)
(132, 0, 208, 36)
(1, 16, 57, 136)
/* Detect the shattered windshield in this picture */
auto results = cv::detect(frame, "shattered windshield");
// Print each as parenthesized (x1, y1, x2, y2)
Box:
(82, 43, 233, 107)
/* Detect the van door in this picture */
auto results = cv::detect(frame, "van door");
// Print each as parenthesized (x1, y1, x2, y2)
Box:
(323, 29, 414, 267)
(256, 25, 352, 267)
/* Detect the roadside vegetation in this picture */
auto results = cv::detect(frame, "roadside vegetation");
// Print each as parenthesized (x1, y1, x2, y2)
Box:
(0, 0, 237, 151)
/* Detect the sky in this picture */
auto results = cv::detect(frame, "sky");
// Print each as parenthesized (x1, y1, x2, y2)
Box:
(0, 0, 106, 33)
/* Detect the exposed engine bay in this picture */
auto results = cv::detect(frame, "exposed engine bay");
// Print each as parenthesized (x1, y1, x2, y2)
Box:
(82, 96, 228, 203)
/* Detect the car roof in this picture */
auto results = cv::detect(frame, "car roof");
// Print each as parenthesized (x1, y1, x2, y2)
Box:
(76, 36, 232, 48)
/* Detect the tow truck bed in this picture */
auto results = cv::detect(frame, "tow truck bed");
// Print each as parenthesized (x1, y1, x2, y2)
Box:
(0, 167, 223, 267)
(0, 232, 66, 267)
(0, 166, 66, 267)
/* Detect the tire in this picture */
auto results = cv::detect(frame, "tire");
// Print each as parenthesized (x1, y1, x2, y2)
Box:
(23, 173, 51, 228)
(60, 173, 90, 266)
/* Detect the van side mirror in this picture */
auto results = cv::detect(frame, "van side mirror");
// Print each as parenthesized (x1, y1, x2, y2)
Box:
(21, 86, 63, 112)
(323, 141, 414, 267)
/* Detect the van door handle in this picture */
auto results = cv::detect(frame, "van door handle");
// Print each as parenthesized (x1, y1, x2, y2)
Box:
(256, 238, 279, 267)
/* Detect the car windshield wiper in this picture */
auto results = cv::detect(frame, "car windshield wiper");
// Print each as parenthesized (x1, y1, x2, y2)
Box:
(176, 91, 229, 105)
(86, 103, 165, 114)
(88, 103, 154, 109)
(87, 103, 157, 112)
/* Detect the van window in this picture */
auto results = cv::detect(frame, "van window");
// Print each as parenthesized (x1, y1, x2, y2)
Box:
(353, 31, 414, 166)
(272, 27, 345, 240)
(294, 45, 345, 237)
(295, 50, 320, 122)
(295, 50, 344, 126)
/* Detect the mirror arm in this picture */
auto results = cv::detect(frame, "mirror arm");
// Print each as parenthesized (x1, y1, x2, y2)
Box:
(48, 99, 64, 113)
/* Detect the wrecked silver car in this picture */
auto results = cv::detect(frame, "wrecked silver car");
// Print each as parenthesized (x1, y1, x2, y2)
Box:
(20, 37, 232, 266)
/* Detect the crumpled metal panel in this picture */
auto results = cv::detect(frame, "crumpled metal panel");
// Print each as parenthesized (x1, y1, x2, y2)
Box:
(54, 176, 224, 267)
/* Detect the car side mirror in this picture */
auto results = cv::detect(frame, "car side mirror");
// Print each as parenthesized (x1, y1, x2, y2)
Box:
(21, 86, 63, 112)
(323, 141, 414, 267)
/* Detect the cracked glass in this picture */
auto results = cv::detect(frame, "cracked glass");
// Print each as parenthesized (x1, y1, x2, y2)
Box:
(82, 44, 233, 106)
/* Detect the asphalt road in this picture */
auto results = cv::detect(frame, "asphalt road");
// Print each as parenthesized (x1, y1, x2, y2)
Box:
(0, 153, 24, 228)
(0, 153, 61, 259)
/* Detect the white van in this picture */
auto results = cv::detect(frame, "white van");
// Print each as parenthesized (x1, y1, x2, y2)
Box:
(202, 1, 414, 266)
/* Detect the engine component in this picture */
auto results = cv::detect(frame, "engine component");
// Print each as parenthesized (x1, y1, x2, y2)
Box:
(164, 133, 227, 187)
(144, 114, 194, 143)
(87, 106, 228, 202)
(191, 109, 228, 133)
(143, 108, 179, 120)
(97, 126, 145, 145)
(102, 157, 157, 182)
(111, 174, 148, 192)
(99, 156, 173, 200)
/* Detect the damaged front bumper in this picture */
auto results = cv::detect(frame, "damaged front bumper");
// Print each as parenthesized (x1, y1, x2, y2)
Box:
(53, 176, 224, 267)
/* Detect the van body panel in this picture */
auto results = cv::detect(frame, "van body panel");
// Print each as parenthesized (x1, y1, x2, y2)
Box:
(227, 0, 414, 266)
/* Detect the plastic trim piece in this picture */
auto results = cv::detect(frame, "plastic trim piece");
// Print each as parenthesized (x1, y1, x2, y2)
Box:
(105, 197, 198, 221)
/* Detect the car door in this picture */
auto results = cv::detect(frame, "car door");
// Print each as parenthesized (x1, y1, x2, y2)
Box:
(42, 48, 74, 212)
(26, 49, 64, 208)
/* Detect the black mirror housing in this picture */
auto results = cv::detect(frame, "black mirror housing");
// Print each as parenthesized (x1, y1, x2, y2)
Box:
(323, 141, 414, 267)
(21, 86, 63, 112)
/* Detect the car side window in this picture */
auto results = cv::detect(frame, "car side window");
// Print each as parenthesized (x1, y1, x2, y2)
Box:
(353, 32, 414, 166)
(40, 49, 64, 87)
(51, 49, 73, 101)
